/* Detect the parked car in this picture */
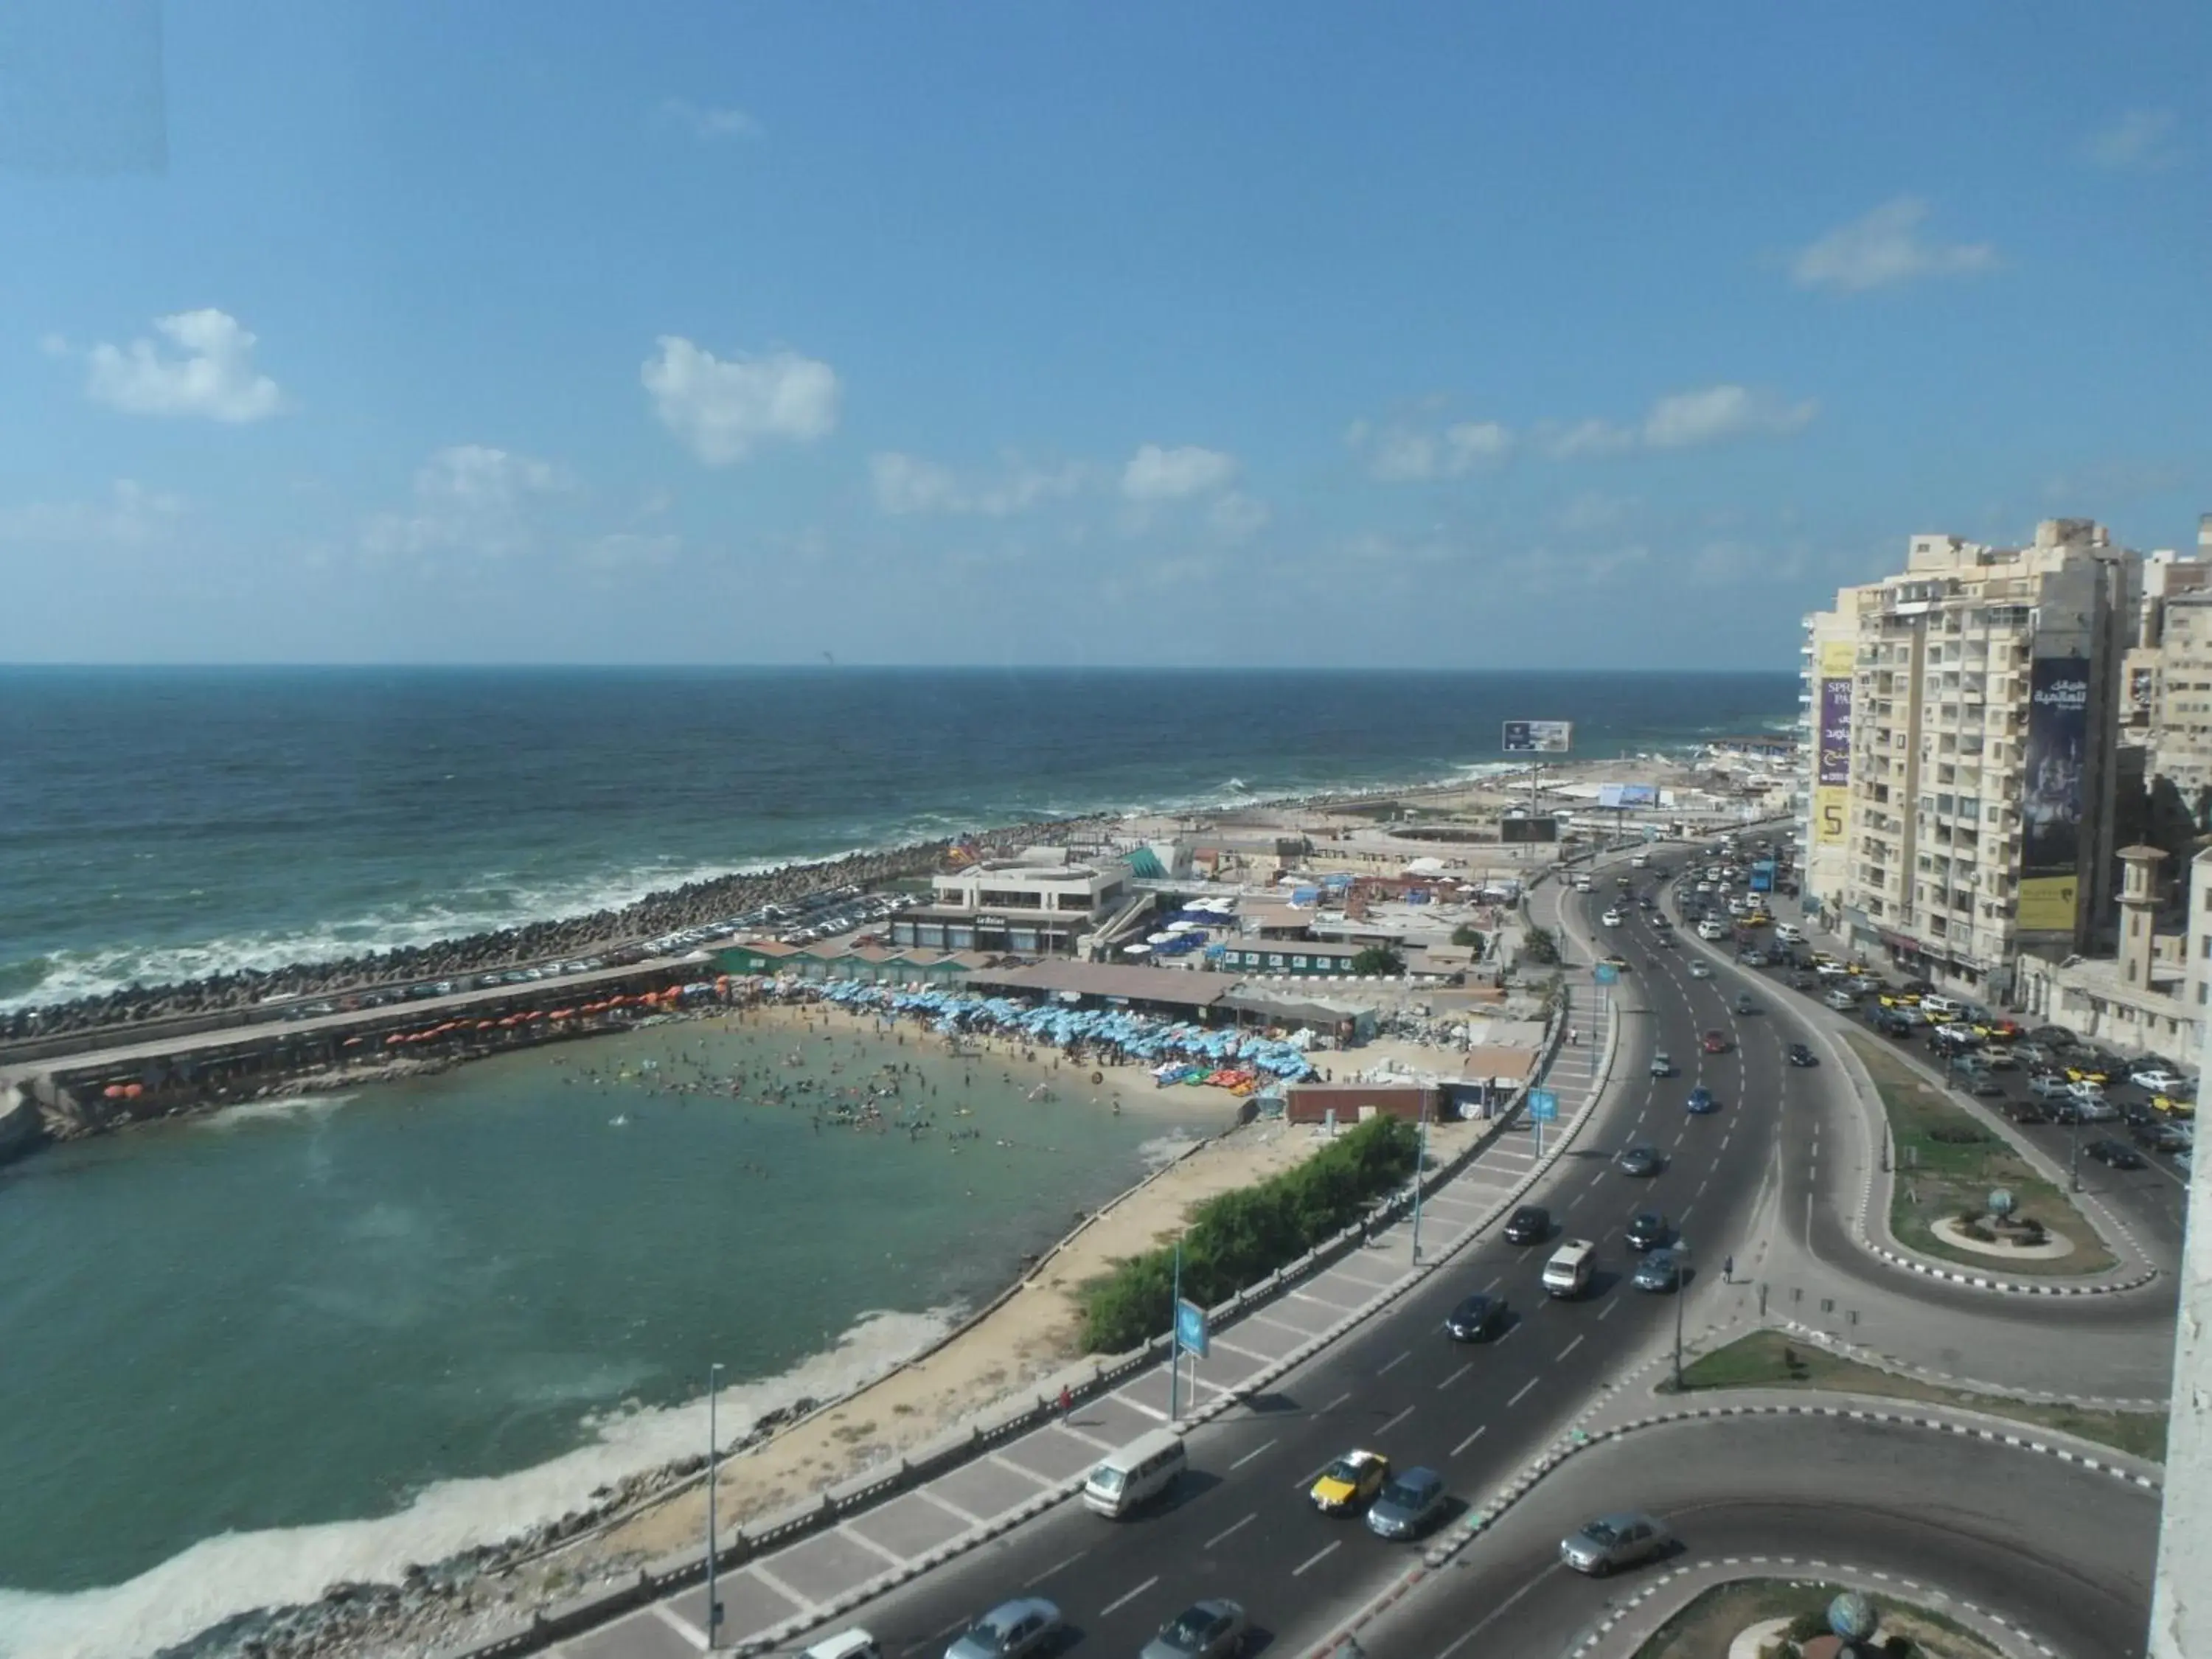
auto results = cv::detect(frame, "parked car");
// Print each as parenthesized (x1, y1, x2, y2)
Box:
(1365, 1468, 1449, 1540)
(1560, 1512, 1671, 1576)
(2085, 1138, 2146, 1170)
(1141, 1602, 1248, 1659)
(1502, 1205, 1551, 1245)
(946, 1601, 1063, 1659)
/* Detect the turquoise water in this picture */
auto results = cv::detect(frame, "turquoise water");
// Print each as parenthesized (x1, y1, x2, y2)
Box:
(0, 1011, 1207, 1655)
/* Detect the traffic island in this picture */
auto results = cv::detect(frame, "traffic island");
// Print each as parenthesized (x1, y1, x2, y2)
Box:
(1633, 1579, 2007, 1659)
(1664, 1329, 2166, 1462)
(1843, 1033, 2117, 1276)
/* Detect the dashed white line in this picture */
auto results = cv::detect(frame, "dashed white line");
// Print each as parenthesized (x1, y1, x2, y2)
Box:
(1597, 1298, 1618, 1320)
(1293, 1540, 1343, 1577)
(1378, 1403, 1416, 1435)
(1322, 1390, 1352, 1413)
(1204, 1512, 1255, 1551)
(1099, 1575, 1159, 1618)
(1508, 1377, 1538, 1407)
(1229, 1436, 1278, 1471)
(1439, 1362, 1473, 1390)
(1678, 1203, 1696, 1223)
(1378, 1349, 1411, 1377)
(1024, 1547, 1090, 1588)
(1557, 1335, 1585, 1362)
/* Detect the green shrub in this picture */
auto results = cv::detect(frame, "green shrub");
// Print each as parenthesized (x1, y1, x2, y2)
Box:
(1784, 1609, 1830, 1644)
(1078, 1116, 1419, 1352)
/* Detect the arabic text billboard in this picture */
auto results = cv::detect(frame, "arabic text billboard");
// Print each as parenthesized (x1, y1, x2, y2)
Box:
(1598, 782, 1660, 809)
(2018, 654, 2090, 932)
(1501, 720, 1573, 755)
(1814, 641, 1853, 846)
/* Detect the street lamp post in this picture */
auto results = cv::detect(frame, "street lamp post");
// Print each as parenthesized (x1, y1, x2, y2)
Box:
(1672, 1242, 1691, 1390)
(1410, 1096, 1428, 1265)
(705, 1361, 725, 1649)
(2070, 1111, 2082, 1192)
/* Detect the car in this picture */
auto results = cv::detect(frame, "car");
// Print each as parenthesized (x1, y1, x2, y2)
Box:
(1502, 1205, 1551, 1245)
(1701, 1030, 1731, 1054)
(2068, 1078, 2108, 1102)
(2153, 1093, 2197, 1119)
(1366, 1467, 1449, 1540)
(1624, 1211, 1669, 1251)
(1734, 992, 1759, 1015)
(1444, 1292, 1505, 1341)
(1685, 1086, 1719, 1115)
(1688, 961, 1713, 980)
(2121, 1099, 2160, 1130)
(1310, 1449, 1391, 1513)
(1617, 1144, 1665, 1176)
(1649, 1051, 1674, 1079)
(1140, 1601, 1248, 1659)
(1601, 909, 1624, 926)
(2129, 1067, 2188, 1093)
(1738, 950, 1767, 968)
(945, 1601, 1064, 1659)
(2135, 1121, 2191, 1155)
(1960, 1072, 2006, 1097)
(1560, 1511, 1671, 1576)
(1997, 1095, 2048, 1125)
(2085, 1138, 2146, 1169)
(1601, 954, 1632, 973)
(1632, 1247, 1683, 1292)
(2029, 1074, 2074, 1101)
(1980, 1046, 2019, 1070)
(1785, 1043, 1818, 1068)
(2011, 1042, 2051, 1067)
(2027, 1026, 2076, 1048)
(2179, 1148, 2196, 1174)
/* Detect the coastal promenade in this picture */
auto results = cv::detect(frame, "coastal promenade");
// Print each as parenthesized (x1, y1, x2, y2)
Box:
(436, 990, 1621, 1658)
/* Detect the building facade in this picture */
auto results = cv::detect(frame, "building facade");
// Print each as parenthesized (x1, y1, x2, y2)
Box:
(1826, 520, 2140, 998)
(1798, 605, 1861, 927)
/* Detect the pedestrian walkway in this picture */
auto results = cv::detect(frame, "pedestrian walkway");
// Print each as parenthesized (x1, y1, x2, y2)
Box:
(541, 993, 1624, 1659)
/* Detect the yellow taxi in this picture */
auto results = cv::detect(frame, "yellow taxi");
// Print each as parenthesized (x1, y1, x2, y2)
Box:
(1310, 1449, 1390, 1514)
(2065, 1062, 2112, 1085)
(2152, 1094, 2196, 1119)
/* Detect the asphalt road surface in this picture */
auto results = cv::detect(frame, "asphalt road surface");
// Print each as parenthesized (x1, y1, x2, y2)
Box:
(1354, 1413, 2157, 1659)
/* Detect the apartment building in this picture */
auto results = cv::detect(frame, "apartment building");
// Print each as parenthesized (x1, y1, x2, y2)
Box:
(2141, 518, 2212, 795)
(1796, 605, 1860, 924)
(1825, 519, 2139, 999)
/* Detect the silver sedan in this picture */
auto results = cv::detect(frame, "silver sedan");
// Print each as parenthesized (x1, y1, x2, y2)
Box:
(1139, 1600, 1248, 1659)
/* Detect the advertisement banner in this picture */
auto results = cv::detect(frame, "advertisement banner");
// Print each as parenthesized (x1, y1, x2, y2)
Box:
(1500, 817, 1558, 844)
(2129, 665, 2156, 712)
(1814, 641, 1854, 846)
(1500, 720, 1573, 754)
(2018, 655, 2090, 932)
(1598, 782, 1660, 809)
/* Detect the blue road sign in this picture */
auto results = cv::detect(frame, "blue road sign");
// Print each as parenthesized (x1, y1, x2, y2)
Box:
(1527, 1088, 1559, 1124)
(1175, 1298, 1209, 1358)
(1594, 963, 1619, 985)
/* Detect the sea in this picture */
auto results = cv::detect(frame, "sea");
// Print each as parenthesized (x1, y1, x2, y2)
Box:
(0, 667, 1795, 1658)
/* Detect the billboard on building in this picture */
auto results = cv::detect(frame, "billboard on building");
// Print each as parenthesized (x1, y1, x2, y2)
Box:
(2018, 654, 2090, 932)
(2129, 665, 2156, 713)
(1814, 641, 1854, 846)
(1598, 783, 1660, 809)
(1500, 817, 1558, 844)
(1500, 720, 1573, 754)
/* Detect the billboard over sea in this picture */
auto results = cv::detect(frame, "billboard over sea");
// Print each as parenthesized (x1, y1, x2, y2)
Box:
(1814, 641, 1854, 846)
(1598, 783, 1660, 809)
(1501, 720, 1573, 755)
(2019, 654, 2090, 933)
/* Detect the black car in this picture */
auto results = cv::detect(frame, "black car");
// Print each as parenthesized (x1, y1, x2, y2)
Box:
(1502, 1205, 1551, 1245)
(1624, 1211, 1669, 1251)
(2085, 1138, 2146, 1169)
(1788, 971, 1818, 991)
(1444, 1292, 1506, 1341)
(1617, 1144, 1665, 1177)
(2134, 1121, 2191, 1154)
(2119, 1099, 2159, 1130)
(2000, 1099, 2051, 1125)
(1786, 1043, 1818, 1068)
(2027, 1025, 2076, 1048)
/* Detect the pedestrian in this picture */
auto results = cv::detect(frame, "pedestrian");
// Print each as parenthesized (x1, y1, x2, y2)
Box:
(1722, 1253, 1734, 1284)
(1057, 1385, 1074, 1422)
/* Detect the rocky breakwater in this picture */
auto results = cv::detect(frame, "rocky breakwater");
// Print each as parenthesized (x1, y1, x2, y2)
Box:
(2, 818, 1102, 1051)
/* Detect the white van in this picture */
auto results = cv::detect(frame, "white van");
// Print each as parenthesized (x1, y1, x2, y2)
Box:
(1920, 994, 1964, 1020)
(1630, 852, 1649, 869)
(1543, 1239, 1598, 1298)
(1773, 923, 1804, 945)
(1083, 1427, 1186, 1517)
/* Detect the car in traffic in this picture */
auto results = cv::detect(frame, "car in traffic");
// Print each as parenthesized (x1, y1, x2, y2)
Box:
(1140, 1602, 1248, 1659)
(1560, 1511, 1671, 1576)
(2134, 1121, 2191, 1155)
(1365, 1467, 1449, 1540)
(1444, 1292, 1505, 1341)
(1734, 992, 1759, 1015)
(2028, 1074, 2075, 1102)
(1701, 1030, 1731, 1054)
(1685, 1085, 1718, 1115)
(1617, 1144, 1665, 1176)
(945, 1600, 1063, 1659)
(1632, 1247, 1682, 1292)
(1649, 1051, 1674, 1079)
(1310, 1450, 1391, 1513)
(2153, 1093, 2197, 1119)
(1786, 1043, 1818, 1068)
(2129, 1066, 2189, 1094)
(1601, 909, 1624, 926)
(2085, 1138, 2146, 1169)
(1624, 1211, 1669, 1251)
(1502, 1205, 1551, 1245)
(1688, 961, 1713, 979)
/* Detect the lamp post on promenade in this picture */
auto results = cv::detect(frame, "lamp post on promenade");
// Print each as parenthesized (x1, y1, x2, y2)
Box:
(1410, 1096, 1428, 1265)
(705, 1362, 725, 1648)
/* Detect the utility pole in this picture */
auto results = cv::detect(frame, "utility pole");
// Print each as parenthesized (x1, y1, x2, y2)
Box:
(704, 1361, 725, 1649)
(1410, 1096, 1428, 1264)
(1672, 1249, 1687, 1390)
(1167, 1239, 1182, 1422)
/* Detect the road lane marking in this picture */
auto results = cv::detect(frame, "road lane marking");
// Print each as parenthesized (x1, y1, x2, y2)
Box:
(1678, 1203, 1696, 1223)
(1293, 1540, 1342, 1578)
(1204, 1512, 1256, 1551)
(1378, 1349, 1411, 1377)
(1482, 1275, 1502, 1291)
(1439, 1361, 1473, 1389)
(1597, 1298, 1618, 1320)
(1508, 1377, 1538, 1407)
(1556, 1335, 1585, 1361)
(1379, 1403, 1416, 1435)
(1099, 1576, 1159, 1618)
(1229, 1436, 1279, 1470)
(1321, 1389, 1352, 1413)
(1025, 1547, 1091, 1587)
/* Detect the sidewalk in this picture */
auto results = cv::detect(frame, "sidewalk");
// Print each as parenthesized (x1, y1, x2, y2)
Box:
(515, 975, 1627, 1659)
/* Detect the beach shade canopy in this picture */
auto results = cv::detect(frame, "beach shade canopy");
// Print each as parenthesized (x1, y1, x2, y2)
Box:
(1146, 931, 1178, 945)
(1122, 942, 1152, 954)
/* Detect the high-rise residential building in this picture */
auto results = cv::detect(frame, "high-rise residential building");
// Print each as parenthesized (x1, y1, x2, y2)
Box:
(1797, 605, 1859, 927)
(2149, 964, 2212, 1658)
(1818, 519, 2140, 1000)
(2140, 515, 2212, 798)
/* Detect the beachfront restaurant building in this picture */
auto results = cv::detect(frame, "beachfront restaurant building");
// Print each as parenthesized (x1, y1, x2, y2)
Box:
(891, 846, 1137, 957)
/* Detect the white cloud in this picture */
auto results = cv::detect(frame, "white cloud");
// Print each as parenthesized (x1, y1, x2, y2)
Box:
(2084, 108, 2177, 170)
(1640, 384, 1816, 448)
(1790, 196, 1996, 293)
(578, 531, 681, 571)
(657, 98, 761, 141)
(83, 309, 283, 422)
(0, 479, 185, 549)
(870, 452, 1091, 518)
(1540, 418, 1638, 461)
(1121, 443, 1239, 501)
(1208, 490, 1271, 540)
(642, 336, 840, 466)
(1349, 418, 1513, 481)
(361, 445, 568, 560)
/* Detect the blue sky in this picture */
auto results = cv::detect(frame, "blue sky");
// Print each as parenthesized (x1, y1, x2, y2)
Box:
(0, 1, 2205, 668)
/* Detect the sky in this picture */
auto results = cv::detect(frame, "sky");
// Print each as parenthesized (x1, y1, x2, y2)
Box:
(0, 1, 2205, 669)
